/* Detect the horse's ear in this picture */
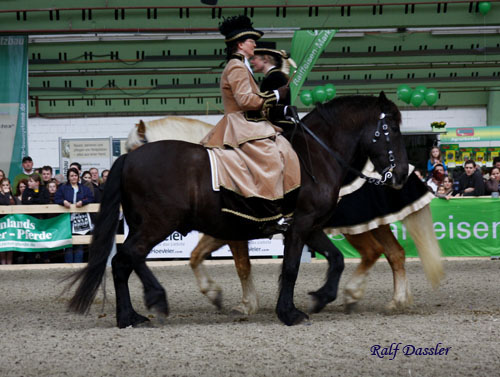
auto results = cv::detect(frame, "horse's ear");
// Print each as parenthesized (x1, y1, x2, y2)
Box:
(137, 120, 146, 139)
(378, 91, 388, 103)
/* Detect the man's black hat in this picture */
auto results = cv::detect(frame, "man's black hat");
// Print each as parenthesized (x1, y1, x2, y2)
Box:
(22, 156, 32, 163)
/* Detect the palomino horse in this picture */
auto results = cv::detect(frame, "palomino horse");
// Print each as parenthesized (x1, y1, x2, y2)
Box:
(127, 115, 443, 316)
(67, 93, 409, 327)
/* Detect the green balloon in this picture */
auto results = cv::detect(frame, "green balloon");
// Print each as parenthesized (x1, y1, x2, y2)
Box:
(300, 90, 313, 106)
(312, 85, 327, 104)
(324, 83, 336, 101)
(478, 2, 491, 15)
(411, 91, 424, 107)
(415, 85, 427, 94)
(424, 88, 439, 106)
(397, 84, 412, 104)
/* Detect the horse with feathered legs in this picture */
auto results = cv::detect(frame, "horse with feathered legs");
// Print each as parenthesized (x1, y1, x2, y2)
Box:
(127, 112, 443, 316)
(187, 174, 442, 316)
(67, 92, 409, 328)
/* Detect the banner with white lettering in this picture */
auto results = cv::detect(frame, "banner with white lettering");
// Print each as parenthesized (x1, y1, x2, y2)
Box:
(0, 214, 72, 252)
(0, 36, 28, 180)
(326, 198, 500, 258)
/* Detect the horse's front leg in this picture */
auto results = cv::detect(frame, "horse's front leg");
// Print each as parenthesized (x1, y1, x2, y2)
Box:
(372, 226, 413, 310)
(306, 230, 345, 313)
(343, 231, 384, 313)
(276, 230, 309, 326)
(229, 240, 258, 315)
(189, 235, 227, 309)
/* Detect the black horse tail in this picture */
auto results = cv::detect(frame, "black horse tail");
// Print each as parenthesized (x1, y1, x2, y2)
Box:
(67, 153, 127, 314)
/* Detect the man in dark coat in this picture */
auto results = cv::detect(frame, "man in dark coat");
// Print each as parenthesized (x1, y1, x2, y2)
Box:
(457, 159, 485, 196)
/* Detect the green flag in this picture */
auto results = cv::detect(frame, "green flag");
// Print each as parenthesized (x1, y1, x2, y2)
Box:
(289, 30, 336, 105)
(0, 36, 28, 181)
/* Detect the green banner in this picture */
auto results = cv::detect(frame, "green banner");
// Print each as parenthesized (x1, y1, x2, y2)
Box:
(0, 36, 28, 181)
(289, 30, 336, 105)
(440, 126, 500, 143)
(327, 198, 500, 258)
(0, 214, 72, 252)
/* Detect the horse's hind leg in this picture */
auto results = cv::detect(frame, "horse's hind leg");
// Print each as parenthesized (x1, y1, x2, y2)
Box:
(372, 225, 413, 310)
(189, 235, 227, 309)
(229, 240, 258, 315)
(307, 230, 345, 314)
(343, 231, 384, 313)
(112, 246, 150, 328)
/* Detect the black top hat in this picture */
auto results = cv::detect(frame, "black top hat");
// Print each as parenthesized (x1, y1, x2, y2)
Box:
(219, 15, 263, 43)
(22, 156, 32, 163)
(254, 41, 289, 61)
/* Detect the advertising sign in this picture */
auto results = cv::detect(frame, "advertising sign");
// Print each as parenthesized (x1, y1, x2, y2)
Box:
(0, 214, 72, 252)
(59, 137, 113, 177)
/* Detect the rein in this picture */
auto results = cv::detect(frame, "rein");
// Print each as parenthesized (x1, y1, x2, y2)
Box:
(286, 106, 396, 186)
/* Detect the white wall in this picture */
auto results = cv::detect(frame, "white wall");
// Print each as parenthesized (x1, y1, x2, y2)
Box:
(28, 107, 487, 171)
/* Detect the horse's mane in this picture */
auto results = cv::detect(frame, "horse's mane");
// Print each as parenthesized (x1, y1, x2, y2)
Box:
(126, 116, 214, 151)
(305, 94, 401, 129)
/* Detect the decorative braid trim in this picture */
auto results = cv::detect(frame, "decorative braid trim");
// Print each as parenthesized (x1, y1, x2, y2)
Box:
(225, 30, 263, 43)
(221, 208, 283, 222)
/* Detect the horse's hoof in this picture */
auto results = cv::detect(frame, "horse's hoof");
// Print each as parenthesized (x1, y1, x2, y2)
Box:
(385, 299, 412, 312)
(145, 290, 169, 316)
(207, 290, 223, 310)
(117, 312, 150, 329)
(345, 302, 358, 314)
(307, 291, 333, 314)
(230, 303, 251, 316)
(151, 306, 169, 325)
(277, 307, 309, 326)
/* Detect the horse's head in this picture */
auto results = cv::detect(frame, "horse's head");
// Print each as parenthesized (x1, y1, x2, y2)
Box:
(125, 120, 148, 152)
(359, 92, 408, 188)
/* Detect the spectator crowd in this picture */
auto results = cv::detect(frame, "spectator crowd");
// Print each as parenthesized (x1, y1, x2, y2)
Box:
(421, 147, 500, 199)
(1, 149, 499, 265)
(0, 156, 109, 265)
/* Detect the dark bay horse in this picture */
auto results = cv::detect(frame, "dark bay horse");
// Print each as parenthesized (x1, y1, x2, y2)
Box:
(126, 115, 443, 316)
(68, 92, 409, 327)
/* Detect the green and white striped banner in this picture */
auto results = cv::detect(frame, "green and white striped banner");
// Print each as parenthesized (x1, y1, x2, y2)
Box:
(0, 214, 72, 252)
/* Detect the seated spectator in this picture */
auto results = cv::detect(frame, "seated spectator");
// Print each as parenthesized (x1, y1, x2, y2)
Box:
(13, 156, 41, 192)
(54, 173, 65, 186)
(0, 178, 20, 265)
(15, 179, 28, 203)
(89, 167, 100, 186)
(0, 169, 5, 181)
(427, 146, 447, 176)
(46, 180, 58, 203)
(485, 167, 500, 195)
(101, 169, 109, 186)
(426, 163, 445, 194)
(493, 156, 500, 170)
(81, 170, 101, 203)
(435, 176, 454, 200)
(456, 160, 485, 197)
(21, 175, 50, 263)
(22, 175, 50, 204)
(54, 168, 94, 263)
(41, 165, 53, 187)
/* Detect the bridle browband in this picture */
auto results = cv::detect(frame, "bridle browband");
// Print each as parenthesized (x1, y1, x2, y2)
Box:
(286, 106, 397, 186)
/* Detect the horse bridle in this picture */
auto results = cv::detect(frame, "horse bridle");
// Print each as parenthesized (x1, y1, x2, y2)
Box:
(286, 106, 397, 186)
